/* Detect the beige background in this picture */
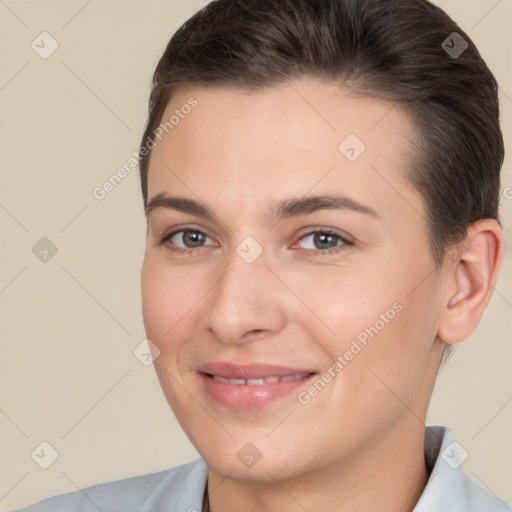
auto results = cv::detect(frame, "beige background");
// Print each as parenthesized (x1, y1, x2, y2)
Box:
(0, 0, 511, 509)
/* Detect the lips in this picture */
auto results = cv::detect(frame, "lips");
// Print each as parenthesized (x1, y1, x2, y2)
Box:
(211, 373, 310, 385)
(196, 362, 317, 409)
(197, 361, 315, 380)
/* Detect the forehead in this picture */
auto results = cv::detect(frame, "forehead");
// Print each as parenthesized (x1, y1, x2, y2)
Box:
(147, 78, 423, 220)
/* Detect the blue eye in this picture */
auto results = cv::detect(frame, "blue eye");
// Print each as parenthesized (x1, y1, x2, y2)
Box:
(159, 227, 352, 256)
(296, 229, 352, 255)
(159, 228, 214, 254)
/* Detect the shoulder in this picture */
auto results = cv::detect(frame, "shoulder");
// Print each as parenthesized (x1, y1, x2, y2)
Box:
(459, 474, 511, 510)
(416, 426, 511, 511)
(10, 458, 208, 512)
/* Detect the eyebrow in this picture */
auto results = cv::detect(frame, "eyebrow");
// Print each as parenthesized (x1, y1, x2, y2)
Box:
(145, 192, 379, 221)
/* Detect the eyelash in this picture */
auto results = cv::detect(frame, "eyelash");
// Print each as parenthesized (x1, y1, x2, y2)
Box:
(158, 226, 353, 256)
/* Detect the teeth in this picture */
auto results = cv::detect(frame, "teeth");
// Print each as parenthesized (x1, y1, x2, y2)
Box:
(281, 373, 309, 382)
(247, 378, 266, 385)
(212, 375, 231, 384)
(212, 373, 310, 385)
(230, 379, 246, 385)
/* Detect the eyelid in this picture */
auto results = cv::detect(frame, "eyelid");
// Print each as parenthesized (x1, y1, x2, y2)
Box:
(290, 228, 353, 255)
(294, 226, 354, 244)
(158, 224, 354, 256)
(159, 224, 216, 247)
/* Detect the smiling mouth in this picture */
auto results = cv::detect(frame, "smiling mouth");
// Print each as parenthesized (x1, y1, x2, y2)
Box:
(205, 372, 315, 386)
(198, 367, 318, 410)
(195, 362, 319, 409)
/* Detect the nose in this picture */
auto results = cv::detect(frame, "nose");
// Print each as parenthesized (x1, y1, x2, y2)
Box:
(201, 245, 287, 345)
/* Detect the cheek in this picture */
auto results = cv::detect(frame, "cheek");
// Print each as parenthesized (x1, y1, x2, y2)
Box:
(298, 256, 438, 380)
(339, 272, 441, 410)
(141, 255, 198, 350)
(291, 265, 402, 349)
(141, 257, 167, 342)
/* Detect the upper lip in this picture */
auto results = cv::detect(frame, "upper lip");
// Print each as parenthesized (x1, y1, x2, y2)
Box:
(196, 362, 317, 380)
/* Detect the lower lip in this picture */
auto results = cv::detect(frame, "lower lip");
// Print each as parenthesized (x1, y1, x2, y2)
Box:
(198, 373, 316, 410)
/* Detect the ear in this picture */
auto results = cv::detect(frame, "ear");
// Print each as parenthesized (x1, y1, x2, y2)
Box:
(438, 219, 503, 344)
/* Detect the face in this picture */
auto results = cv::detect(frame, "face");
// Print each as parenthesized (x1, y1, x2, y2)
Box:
(141, 78, 446, 481)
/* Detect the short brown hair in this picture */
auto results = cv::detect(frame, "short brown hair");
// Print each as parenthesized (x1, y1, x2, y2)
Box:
(138, 0, 504, 361)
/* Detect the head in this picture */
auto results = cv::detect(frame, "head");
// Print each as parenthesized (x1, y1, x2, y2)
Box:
(139, 0, 503, 482)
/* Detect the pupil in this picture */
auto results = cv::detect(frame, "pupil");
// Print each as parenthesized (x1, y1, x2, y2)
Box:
(315, 233, 336, 249)
(184, 231, 205, 247)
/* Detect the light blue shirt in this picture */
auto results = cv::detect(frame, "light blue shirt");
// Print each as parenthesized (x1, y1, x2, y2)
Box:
(11, 426, 511, 511)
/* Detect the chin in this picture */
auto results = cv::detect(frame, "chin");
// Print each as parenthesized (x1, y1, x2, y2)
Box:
(199, 440, 311, 482)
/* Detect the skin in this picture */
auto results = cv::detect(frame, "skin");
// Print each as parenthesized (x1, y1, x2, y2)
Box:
(141, 78, 503, 512)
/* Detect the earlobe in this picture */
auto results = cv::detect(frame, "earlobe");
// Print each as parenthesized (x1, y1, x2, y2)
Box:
(438, 219, 503, 345)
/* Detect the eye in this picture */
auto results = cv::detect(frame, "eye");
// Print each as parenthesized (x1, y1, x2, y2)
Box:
(158, 226, 352, 256)
(295, 229, 352, 255)
(159, 227, 216, 254)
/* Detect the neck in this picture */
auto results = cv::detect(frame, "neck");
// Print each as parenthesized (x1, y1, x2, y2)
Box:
(206, 419, 429, 512)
